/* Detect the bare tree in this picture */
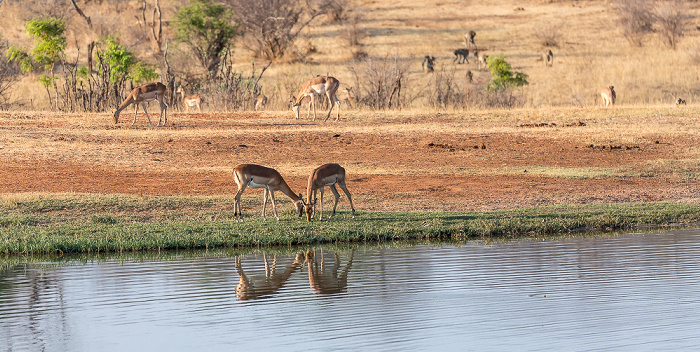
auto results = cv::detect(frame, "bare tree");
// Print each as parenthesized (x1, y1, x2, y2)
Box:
(655, 0, 690, 50)
(0, 41, 19, 109)
(348, 53, 410, 109)
(614, 0, 655, 46)
(229, 0, 332, 61)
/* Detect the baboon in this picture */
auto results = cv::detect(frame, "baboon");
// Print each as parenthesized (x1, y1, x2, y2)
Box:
(453, 49, 470, 64)
(476, 52, 489, 71)
(544, 49, 553, 67)
(675, 98, 686, 106)
(464, 30, 476, 48)
(422, 55, 436, 73)
(466, 70, 473, 84)
(601, 86, 616, 107)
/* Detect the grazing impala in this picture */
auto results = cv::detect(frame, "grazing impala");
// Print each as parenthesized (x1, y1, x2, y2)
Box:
(290, 76, 341, 122)
(233, 164, 304, 221)
(304, 163, 356, 221)
(113, 82, 168, 126)
(175, 86, 201, 112)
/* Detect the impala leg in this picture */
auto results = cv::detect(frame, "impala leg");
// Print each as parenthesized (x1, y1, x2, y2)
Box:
(306, 96, 312, 120)
(234, 183, 249, 221)
(324, 92, 338, 122)
(142, 103, 153, 127)
(310, 94, 316, 121)
(318, 186, 325, 220)
(262, 188, 269, 220)
(338, 180, 356, 219)
(312, 188, 318, 218)
(132, 104, 139, 126)
(328, 184, 341, 219)
(268, 189, 280, 221)
(158, 99, 167, 126)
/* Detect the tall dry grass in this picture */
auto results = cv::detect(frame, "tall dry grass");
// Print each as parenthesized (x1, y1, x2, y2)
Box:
(1, 0, 700, 110)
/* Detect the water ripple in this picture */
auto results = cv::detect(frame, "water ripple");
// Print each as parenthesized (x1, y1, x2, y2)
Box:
(2, 230, 700, 351)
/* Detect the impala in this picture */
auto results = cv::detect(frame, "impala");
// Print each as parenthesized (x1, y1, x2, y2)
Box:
(113, 82, 168, 126)
(601, 86, 616, 107)
(304, 163, 356, 221)
(233, 164, 304, 221)
(255, 94, 268, 111)
(290, 76, 341, 122)
(175, 86, 201, 112)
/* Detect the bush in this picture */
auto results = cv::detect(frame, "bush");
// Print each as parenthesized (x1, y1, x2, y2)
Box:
(486, 55, 528, 92)
(348, 53, 410, 109)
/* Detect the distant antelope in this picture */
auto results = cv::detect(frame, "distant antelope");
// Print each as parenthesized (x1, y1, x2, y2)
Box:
(544, 49, 553, 66)
(113, 82, 168, 126)
(176, 86, 201, 112)
(453, 49, 469, 64)
(601, 86, 616, 107)
(422, 55, 436, 73)
(342, 87, 356, 108)
(255, 94, 268, 111)
(290, 76, 341, 122)
(476, 52, 489, 70)
(675, 98, 686, 106)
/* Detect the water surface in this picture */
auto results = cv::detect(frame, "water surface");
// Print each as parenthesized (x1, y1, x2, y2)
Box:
(2, 229, 700, 351)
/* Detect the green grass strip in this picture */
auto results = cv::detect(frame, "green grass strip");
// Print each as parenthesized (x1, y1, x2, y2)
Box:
(1, 194, 699, 254)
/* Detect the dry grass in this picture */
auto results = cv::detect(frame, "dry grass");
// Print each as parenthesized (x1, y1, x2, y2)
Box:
(2, 0, 700, 110)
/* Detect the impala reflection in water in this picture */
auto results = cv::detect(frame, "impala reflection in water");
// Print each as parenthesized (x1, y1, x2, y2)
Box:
(234, 248, 354, 300)
(4, 230, 700, 351)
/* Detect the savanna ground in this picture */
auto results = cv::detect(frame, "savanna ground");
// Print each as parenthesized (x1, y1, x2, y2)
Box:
(1, 106, 697, 215)
(1, 0, 700, 224)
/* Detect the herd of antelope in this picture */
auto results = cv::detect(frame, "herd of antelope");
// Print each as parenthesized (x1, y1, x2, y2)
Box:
(111, 76, 355, 222)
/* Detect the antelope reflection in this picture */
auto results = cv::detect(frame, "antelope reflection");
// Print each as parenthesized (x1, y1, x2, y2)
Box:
(234, 249, 355, 300)
(235, 253, 304, 300)
(305, 248, 354, 295)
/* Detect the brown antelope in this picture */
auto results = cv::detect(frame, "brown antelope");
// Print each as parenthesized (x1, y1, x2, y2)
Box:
(255, 94, 268, 111)
(233, 164, 304, 221)
(601, 86, 616, 107)
(304, 248, 354, 295)
(476, 51, 489, 71)
(235, 253, 305, 301)
(113, 82, 168, 126)
(303, 163, 356, 221)
(290, 76, 341, 122)
(342, 87, 356, 108)
(175, 86, 201, 112)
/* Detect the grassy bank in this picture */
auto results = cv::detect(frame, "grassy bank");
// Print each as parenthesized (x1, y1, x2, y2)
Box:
(1, 194, 699, 255)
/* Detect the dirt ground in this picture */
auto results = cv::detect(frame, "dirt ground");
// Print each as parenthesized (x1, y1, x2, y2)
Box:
(0, 111, 698, 212)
